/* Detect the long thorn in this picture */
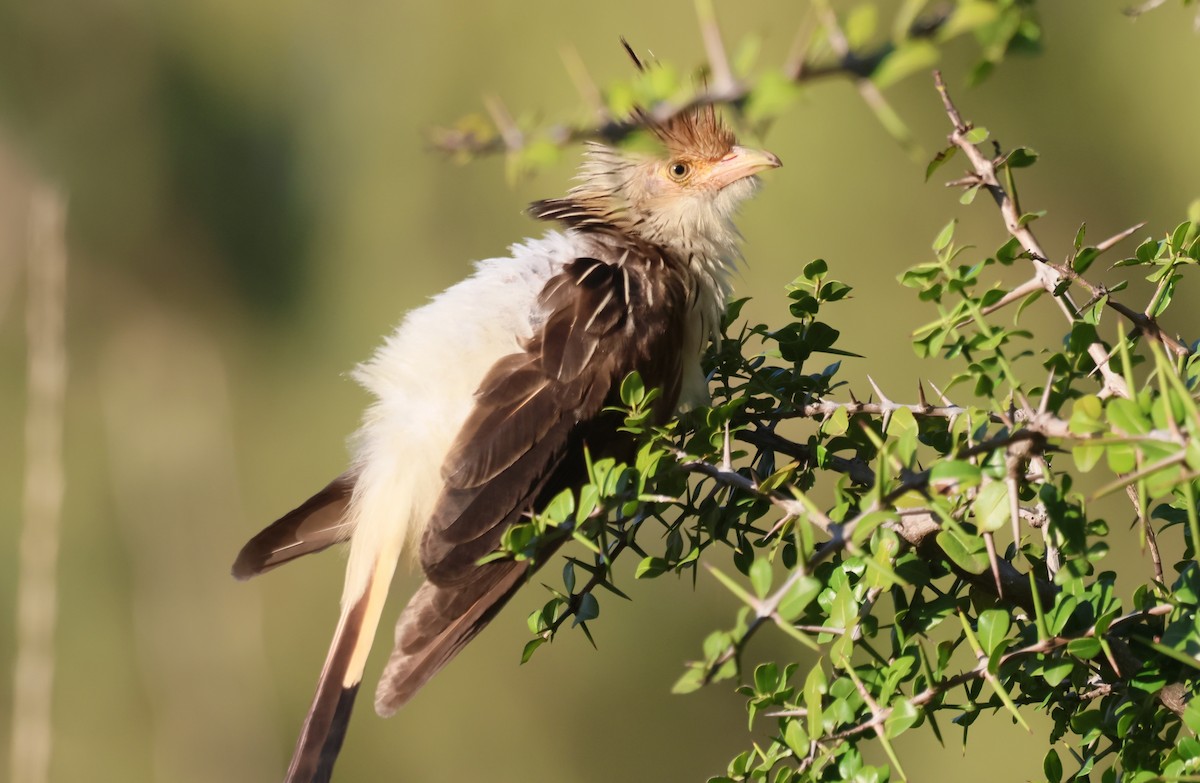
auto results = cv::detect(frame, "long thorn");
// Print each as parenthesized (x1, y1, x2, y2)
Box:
(1095, 221, 1147, 253)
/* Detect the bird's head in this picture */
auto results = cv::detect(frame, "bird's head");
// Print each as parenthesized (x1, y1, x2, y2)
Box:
(564, 105, 781, 255)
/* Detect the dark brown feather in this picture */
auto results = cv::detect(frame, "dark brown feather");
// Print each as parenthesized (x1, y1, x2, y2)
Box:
(285, 590, 368, 783)
(232, 473, 355, 580)
(375, 225, 692, 712)
(375, 562, 528, 716)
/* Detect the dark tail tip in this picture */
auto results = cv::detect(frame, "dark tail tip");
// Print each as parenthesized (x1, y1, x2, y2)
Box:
(312, 684, 360, 783)
(286, 682, 361, 783)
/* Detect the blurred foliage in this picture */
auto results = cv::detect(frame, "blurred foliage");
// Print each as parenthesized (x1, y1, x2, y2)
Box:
(159, 59, 314, 315)
(435, 0, 1045, 171)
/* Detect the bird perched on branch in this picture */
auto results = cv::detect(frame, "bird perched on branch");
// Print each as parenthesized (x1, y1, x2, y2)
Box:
(232, 88, 780, 782)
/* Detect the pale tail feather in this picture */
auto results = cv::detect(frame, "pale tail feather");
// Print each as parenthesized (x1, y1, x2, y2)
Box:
(285, 555, 397, 783)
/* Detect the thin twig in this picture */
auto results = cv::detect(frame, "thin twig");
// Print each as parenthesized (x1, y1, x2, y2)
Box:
(1126, 483, 1164, 586)
(933, 71, 1131, 398)
(433, 8, 954, 156)
(696, 0, 737, 96)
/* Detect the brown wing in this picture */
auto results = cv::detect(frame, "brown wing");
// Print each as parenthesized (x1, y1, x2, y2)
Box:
(232, 472, 356, 580)
(374, 245, 691, 714)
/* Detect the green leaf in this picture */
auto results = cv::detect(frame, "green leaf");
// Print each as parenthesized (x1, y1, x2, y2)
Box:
(572, 592, 599, 625)
(542, 489, 575, 525)
(936, 528, 990, 574)
(1069, 395, 1106, 434)
(1072, 442, 1104, 472)
(521, 636, 546, 663)
(973, 481, 1010, 533)
(1044, 748, 1063, 783)
(749, 557, 773, 599)
(939, 1, 1001, 38)
(620, 372, 645, 407)
(1183, 695, 1200, 735)
(963, 126, 990, 144)
(1000, 146, 1039, 169)
(636, 556, 670, 579)
(977, 609, 1010, 658)
(1073, 247, 1099, 274)
(932, 219, 957, 252)
(928, 460, 982, 492)
(925, 145, 958, 182)
(804, 664, 826, 742)
(872, 40, 940, 90)
(783, 719, 809, 756)
(1066, 637, 1101, 659)
(745, 70, 801, 124)
(824, 405, 850, 437)
(777, 575, 822, 622)
(1017, 210, 1047, 227)
(885, 698, 920, 739)
(995, 236, 1024, 264)
(1041, 659, 1074, 687)
(672, 665, 705, 694)
(1106, 398, 1151, 435)
(844, 3, 878, 49)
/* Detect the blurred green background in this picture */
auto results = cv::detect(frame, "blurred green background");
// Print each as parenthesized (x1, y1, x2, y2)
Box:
(1, 1, 1198, 781)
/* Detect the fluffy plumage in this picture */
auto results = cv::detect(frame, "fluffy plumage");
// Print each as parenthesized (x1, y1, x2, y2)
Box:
(233, 103, 780, 782)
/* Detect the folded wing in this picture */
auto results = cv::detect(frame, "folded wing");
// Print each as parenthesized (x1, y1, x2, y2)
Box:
(375, 242, 691, 714)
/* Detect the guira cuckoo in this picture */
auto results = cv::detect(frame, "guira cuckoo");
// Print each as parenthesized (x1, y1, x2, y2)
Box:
(232, 100, 780, 782)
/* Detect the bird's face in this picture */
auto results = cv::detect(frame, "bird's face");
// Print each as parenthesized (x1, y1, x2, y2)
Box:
(570, 107, 781, 253)
(623, 145, 782, 248)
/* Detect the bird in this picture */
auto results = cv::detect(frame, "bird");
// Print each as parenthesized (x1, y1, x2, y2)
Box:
(231, 92, 781, 782)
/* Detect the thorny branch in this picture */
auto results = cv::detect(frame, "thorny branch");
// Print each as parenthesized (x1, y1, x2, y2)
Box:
(431, 7, 952, 156)
(776, 602, 1179, 751)
(933, 72, 1194, 397)
(679, 371, 1194, 688)
(934, 72, 1131, 399)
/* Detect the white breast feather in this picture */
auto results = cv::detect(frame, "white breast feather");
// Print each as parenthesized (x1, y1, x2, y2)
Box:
(340, 231, 577, 606)
(339, 229, 728, 606)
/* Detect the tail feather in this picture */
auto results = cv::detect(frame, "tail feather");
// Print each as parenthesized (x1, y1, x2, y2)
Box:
(233, 473, 356, 580)
(374, 562, 528, 716)
(286, 555, 397, 783)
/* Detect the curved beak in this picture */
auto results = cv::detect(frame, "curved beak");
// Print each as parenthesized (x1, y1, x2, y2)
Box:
(709, 145, 782, 189)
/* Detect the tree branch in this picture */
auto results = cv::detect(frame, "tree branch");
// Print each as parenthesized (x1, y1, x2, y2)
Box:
(933, 71, 1132, 399)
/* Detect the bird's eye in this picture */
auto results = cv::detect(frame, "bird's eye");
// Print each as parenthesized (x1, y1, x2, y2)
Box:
(668, 161, 690, 180)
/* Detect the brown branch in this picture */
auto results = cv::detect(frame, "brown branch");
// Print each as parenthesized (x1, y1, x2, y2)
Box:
(738, 428, 876, 485)
(811, 602, 1176, 744)
(432, 8, 953, 156)
(933, 71, 1131, 399)
(1041, 256, 1190, 357)
(1127, 481, 1165, 586)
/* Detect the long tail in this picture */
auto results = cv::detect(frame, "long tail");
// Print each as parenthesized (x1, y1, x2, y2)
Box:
(285, 555, 397, 783)
(373, 560, 528, 716)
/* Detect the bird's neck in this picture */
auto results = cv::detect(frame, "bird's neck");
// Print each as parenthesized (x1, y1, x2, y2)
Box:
(530, 196, 739, 339)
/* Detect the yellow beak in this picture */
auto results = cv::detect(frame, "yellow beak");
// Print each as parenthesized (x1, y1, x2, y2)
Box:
(708, 145, 783, 189)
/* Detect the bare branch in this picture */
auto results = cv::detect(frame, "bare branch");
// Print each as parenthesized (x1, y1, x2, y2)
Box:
(433, 9, 953, 156)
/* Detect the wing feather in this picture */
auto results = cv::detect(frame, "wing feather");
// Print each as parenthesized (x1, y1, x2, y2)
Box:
(375, 240, 692, 710)
(232, 472, 356, 580)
